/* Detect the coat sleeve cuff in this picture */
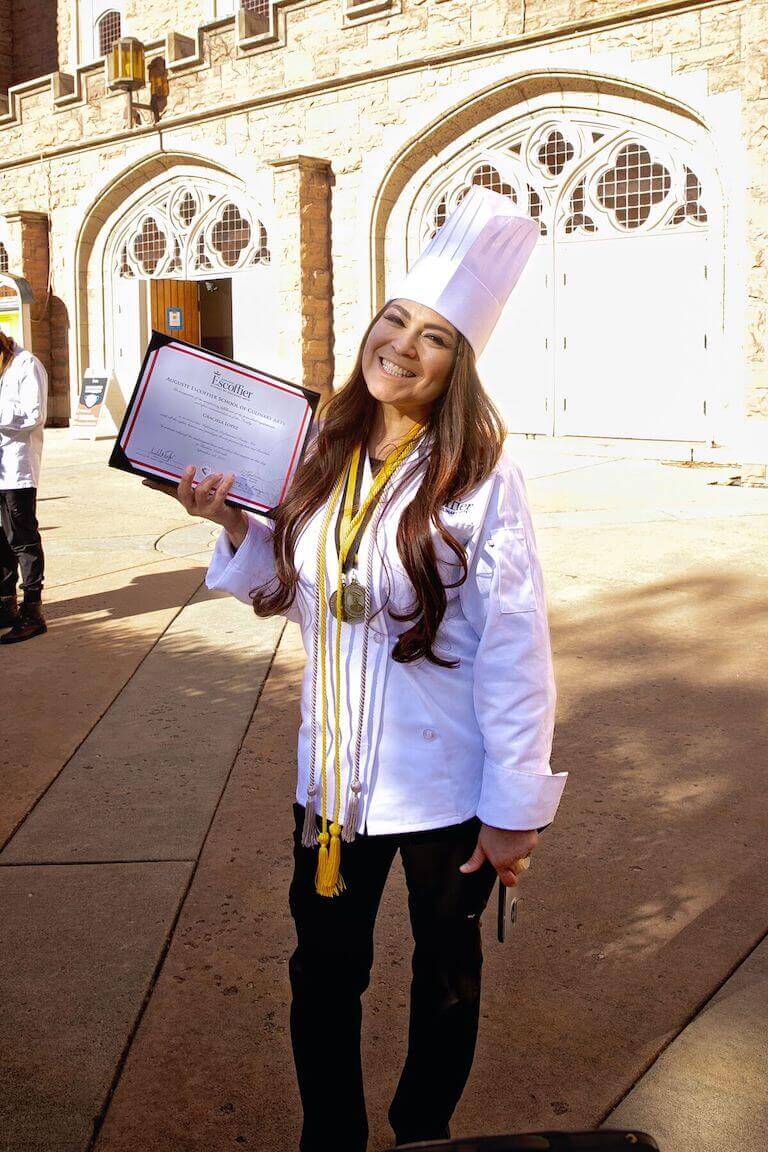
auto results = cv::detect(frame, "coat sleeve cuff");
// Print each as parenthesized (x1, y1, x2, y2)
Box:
(476, 759, 568, 830)
(205, 514, 274, 603)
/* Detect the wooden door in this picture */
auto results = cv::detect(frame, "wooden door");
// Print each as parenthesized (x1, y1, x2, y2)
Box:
(150, 279, 200, 345)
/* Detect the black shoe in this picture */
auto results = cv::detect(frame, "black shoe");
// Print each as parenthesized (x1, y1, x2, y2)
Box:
(0, 595, 19, 630)
(0, 601, 47, 644)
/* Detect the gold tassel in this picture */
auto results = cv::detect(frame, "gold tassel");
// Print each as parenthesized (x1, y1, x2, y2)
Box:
(315, 830, 330, 894)
(315, 824, 345, 897)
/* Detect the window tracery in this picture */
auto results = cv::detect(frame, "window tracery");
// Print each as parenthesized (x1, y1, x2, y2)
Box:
(114, 182, 271, 279)
(0, 244, 8, 274)
(421, 115, 709, 248)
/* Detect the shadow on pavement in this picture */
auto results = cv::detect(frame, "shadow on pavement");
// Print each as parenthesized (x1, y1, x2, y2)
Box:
(43, 564, 209, 622)
(86, 567, 768, 1152)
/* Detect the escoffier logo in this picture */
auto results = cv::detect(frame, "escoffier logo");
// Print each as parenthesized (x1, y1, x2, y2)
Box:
(211, 369, 252, 401)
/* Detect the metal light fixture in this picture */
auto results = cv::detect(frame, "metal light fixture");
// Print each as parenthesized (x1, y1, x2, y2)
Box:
(107, 36, 146, 92)
(107, 37, 161, 127)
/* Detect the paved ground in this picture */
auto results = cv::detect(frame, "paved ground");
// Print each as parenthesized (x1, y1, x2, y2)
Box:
(0, 430, 766, 1152)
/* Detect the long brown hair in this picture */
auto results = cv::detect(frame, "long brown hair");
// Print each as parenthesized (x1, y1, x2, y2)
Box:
(0, 330, 14, 377)
(252, 304, 507, 665)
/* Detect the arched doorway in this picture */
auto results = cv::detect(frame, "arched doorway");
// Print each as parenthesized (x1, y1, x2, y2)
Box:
(107, 176, 272, 407)
(76, 158, 276, 423)
(387, 96, 723, 444)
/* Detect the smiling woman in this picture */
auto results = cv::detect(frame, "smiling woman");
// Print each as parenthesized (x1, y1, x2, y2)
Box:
(144, 186, 566, 1152)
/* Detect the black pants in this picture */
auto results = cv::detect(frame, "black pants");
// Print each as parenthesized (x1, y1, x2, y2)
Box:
(0, 488, 44, 602)
(289, 804, 497, 1152)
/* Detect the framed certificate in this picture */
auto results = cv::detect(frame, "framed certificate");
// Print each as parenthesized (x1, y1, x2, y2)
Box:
(109, 331, 320, 516)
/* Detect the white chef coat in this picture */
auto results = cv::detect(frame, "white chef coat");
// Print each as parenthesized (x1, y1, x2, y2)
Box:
(206, 436, 567, 835)
(0, 342, 48, 490)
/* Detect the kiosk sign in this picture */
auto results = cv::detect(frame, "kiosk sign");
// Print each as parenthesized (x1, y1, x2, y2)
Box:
(71, 371, 110, 439)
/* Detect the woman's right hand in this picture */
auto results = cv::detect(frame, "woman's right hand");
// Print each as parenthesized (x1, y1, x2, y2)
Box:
(142, 466, 249, 548)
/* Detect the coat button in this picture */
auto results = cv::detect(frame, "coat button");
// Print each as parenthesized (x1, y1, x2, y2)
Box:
(422, 728, 436, 741)
(373, 633, 384, 645)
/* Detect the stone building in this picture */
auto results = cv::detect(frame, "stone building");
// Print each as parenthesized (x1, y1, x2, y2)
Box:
(0, 0, 765, 457)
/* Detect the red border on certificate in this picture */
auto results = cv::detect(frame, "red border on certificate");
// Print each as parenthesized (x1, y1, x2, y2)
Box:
(120, 343, 311, 509)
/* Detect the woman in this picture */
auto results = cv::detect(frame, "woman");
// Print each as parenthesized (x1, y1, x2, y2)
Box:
(0, 327, 48, 643)
(147, 187, 567, 1151)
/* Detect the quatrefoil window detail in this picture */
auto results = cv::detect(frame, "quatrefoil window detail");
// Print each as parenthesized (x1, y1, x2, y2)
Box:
(178, 192, 198, 227)
(250, 223, 271, 265)
(429, 195, 449, 239)
(564, 179, 597, 235)
(528, 186, 547, 236)
(468, 163, 516, 200)
(194, 234, 212, 271)
(211, 203, 252, 269)
(596, 143, 671, 230)
(132, 217, 167, 276)
(116, 184, 270, 278)
(538, 130, 575, 176)
(669, 166, 708, 227)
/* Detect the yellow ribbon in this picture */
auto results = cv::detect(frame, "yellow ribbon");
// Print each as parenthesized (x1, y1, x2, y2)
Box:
(313, 423, 425, 896)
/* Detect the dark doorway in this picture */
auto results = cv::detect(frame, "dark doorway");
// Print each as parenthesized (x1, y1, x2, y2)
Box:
(199, 278, 233, 359)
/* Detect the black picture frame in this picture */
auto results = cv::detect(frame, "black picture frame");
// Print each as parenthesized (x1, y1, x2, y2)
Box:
(108, 329, 321, 518)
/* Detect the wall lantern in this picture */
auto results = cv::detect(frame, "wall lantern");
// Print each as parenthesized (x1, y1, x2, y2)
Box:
(107, 36, 146, 92)
(107, 37, 161, 127)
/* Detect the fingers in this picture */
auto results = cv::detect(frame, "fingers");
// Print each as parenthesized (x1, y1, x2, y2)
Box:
(173, 467, 235, 520)
(177, 465, 196, 511)
(501, 853, 532, 886)
(459, 841, 487, 874)
(206, 472, 236, 518)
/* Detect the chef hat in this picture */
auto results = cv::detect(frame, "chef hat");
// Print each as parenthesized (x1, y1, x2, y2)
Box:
(391, 185, 539, 356)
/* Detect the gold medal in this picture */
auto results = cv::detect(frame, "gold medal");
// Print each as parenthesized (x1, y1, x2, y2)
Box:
(328, 576, 366, 623)
(342, 577, 366, 623)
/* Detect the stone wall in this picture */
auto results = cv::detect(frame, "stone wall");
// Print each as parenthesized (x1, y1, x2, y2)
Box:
(0, 0, 763, 439)
(123, 0, 208, 47)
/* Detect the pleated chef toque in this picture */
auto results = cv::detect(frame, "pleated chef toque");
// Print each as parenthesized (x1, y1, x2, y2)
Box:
(392, 185, 540, 357)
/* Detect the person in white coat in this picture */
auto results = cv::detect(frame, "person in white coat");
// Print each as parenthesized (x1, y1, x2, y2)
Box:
(0, 328, 48, 643)
(145, 187, 567, 1151)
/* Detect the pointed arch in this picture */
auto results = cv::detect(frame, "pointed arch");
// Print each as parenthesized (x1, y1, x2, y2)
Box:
(73, 152, 271, 393)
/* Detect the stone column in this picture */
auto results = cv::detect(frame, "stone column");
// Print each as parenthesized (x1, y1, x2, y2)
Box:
(270, 156, 335, 401)
(3, 211, 64, 425)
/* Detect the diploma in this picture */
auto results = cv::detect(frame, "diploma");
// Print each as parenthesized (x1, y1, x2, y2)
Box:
(109, 331, 319, 514)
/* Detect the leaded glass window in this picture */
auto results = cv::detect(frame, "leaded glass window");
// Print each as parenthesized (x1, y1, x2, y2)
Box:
(114, 181, 270, 279)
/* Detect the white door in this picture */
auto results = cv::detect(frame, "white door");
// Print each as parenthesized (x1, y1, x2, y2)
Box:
(231, 264, 283, 377)
(554, 231, 709, 441)
(477, 238, 552, 435)
(112, 277, 148, 404)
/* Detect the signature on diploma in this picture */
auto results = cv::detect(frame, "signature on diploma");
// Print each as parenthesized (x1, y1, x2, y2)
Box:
(150, 446, 177, 463)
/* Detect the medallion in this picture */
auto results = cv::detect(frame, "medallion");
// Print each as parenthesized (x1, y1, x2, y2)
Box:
(328, 576, 366, 623)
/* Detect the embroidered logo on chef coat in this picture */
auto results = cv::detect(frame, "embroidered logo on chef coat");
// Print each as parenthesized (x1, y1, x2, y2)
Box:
(442, 498, 474, 517)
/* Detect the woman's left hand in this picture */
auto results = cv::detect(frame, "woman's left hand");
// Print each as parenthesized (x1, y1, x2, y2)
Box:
(460, 823, 538, 887)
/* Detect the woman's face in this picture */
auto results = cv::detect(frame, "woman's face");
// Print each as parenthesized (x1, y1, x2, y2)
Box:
(361, 299, 459, 414)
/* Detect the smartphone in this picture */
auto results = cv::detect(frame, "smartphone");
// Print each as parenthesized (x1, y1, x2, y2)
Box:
(497, 879, 518, 943)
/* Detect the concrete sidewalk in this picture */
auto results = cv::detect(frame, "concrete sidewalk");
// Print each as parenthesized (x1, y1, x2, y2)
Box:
(1, 432, 766, 1151)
